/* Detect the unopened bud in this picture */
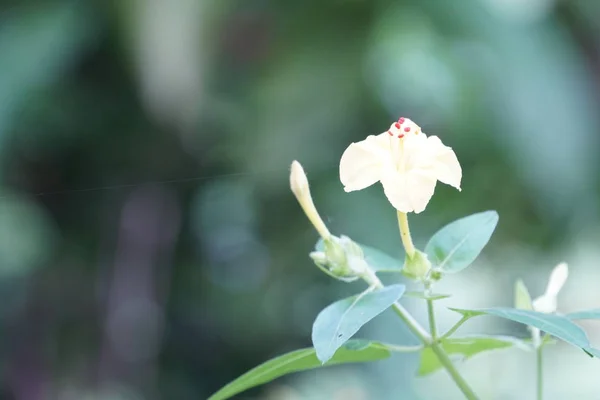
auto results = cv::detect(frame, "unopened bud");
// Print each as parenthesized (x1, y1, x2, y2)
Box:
(309, 236, 370, 282)
(290, 161, 331, 240)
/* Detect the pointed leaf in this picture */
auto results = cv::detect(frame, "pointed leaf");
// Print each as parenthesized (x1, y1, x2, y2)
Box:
(207, 340, 391, 400)
(514, 279, 533, 310)
(425, 211, 499, 273)
(312, 285, 405, 363)
(418, 335, 526, 376)
(404, 291, 451, 301)
(567, 309, 600, 320)
(450, 307, 590, 350)
(584, 347, 600, 358)
(316, 238, 403, 273)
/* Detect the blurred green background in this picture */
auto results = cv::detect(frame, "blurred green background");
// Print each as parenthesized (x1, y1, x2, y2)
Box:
(1, 0, 600, 399)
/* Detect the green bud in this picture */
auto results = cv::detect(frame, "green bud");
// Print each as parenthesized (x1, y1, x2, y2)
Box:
(429, 270, 443, 282)
(339, 235, 364, 258)
(309, 235, 368, 282)
(402, 250, 432, 281)
(323, 237, 348, 273)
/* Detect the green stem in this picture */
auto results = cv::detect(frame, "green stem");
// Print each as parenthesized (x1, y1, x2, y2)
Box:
(426, 298, 438, 340)
(431, 344, 479, 400)
(441, 315, 469, 339)
(425, 283, 438, 340)
(397, 211, 415, 258)
(537, 346, 543, 400)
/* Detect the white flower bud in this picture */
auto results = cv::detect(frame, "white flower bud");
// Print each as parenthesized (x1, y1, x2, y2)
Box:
(290, 161, 331, 240)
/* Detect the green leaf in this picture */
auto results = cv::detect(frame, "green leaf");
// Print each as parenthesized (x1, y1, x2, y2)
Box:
(418, 335, 526, 376)
(514, 279, 533, 310)
(567, 309, 600, 320)
(425, 211, 499, 273)
(404, 291, 451, 301)
(450, 307, 590, 350)
(312, 284, 405, 363)
(207, 340, 391, 400)
(316, 238, 403, 273)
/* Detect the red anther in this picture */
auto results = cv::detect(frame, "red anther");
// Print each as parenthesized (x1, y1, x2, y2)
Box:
(404, 127, 410, 132)
(397, 134, 404, 138)
(394, 122, 401, 129)
(398, 117, 405, 123)
(387, 130, 393, 136)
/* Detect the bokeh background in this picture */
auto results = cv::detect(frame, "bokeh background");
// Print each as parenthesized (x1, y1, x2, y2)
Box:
(1, 0, 600, 399)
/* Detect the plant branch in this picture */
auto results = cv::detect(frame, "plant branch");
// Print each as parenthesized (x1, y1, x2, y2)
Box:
(361, 270, 478, 399)
(441, 315, 470, 339)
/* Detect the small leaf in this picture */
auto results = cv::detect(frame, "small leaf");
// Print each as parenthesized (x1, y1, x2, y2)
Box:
(514, 279, 533, 310)
(567, 309, 600, 320)
(312, 285, 405, 363)
(418, 335, 526, 376)
(404, 291, 451, 301)
(207, 340, 391, 400)
(450, 307, 590, 350)
(316, 238, 403, 273)
(425, 211, 499, 273)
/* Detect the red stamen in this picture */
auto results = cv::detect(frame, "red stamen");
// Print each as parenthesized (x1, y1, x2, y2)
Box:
(404, 127, 410, 132)
(397, 134, 404, 138)
(394, 122, 401, 129)
(387, 130, 393, 136)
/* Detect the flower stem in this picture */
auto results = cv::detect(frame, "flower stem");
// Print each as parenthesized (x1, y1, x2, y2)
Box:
(426, 298, 438, 340)
(397, 211, 415, 258)
(536, 346, 543, 400)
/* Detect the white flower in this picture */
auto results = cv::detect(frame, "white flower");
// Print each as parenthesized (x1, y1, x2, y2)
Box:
(339, 117, 462, 213)
(532, 262, 569, 314)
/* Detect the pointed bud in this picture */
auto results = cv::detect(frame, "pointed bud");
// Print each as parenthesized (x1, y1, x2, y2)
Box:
(290, 161, 331, 240)
(514, 279, 533, 311)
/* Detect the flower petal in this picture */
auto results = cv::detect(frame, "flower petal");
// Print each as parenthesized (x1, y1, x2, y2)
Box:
(532, 294, 557, 314)
(339, 133, 390, 192)
(380, 168, 437, 213)
(425, 136, 462, 190)
(545, 262, 568, 297)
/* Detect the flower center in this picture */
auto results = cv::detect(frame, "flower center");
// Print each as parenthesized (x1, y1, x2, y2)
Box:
(387, 117, 420, 138)
(386, 117, 421, 172)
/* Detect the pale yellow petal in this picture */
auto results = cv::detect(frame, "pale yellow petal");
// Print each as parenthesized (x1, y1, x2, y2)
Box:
(425, 136, 462, 190)
(339, 133, 390, 192)
(380, 168, 437, 213)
